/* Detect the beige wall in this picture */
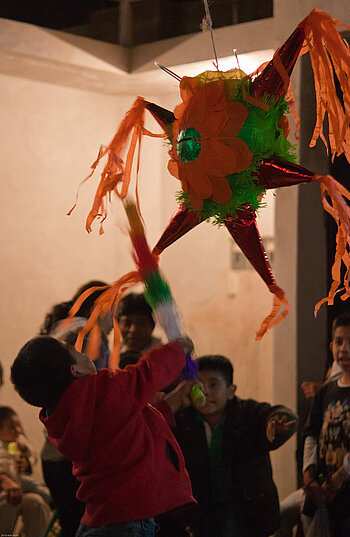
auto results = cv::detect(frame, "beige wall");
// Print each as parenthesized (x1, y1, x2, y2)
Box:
(0, 18, 277, 484)
(1, 0, 349, 495)
(0, 73, 136, 477)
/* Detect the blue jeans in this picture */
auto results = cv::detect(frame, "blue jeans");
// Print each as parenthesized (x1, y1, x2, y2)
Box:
(75, 519, 157, 537)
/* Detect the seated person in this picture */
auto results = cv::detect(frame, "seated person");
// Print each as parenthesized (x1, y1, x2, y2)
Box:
(11, 334, 195, 537)
(159, 355, 298, 537)
(0, 406, 51, 537)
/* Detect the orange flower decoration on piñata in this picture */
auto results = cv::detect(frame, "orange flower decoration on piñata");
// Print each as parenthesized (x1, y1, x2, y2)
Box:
(168, 78, 253, 211)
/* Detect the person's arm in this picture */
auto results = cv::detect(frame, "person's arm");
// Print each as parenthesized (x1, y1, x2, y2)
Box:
(302, 440, 328, 508)
(321, 452, 350, 500)
(0, 472, 23, 505)
(155, 380, 197, 427)
(111, 337, 192, 413)
(16, 435, 35, 474)
(302, 390, 328, 506)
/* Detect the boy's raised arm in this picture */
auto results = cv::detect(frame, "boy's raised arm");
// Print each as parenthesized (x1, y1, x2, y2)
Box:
(113, 339, 190, 412)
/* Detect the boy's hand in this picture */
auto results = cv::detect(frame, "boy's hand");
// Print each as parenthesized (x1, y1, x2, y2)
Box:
(303, 467, 327, 507)
(175, 336, 194, 355)
(305, 480, 327, 507)
(266, 414, 296, 442)
(301, 381, 323, 399)
(0, 474, 23, 505)
(163, 380, 197, 413)
(322, 466, 347, 500)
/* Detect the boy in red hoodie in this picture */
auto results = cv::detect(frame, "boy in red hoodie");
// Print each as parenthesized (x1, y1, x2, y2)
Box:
(11, 335, 195, 537)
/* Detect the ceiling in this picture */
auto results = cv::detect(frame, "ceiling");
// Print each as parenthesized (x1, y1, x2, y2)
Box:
(0, 0, 273, 47)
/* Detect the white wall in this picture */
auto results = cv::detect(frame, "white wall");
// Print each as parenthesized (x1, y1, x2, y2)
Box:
(0, 69, 163, 478)
(2, 0, 348, 494)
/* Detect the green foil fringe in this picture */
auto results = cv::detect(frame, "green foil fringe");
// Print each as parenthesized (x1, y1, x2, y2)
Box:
(175, 80, 296, 225)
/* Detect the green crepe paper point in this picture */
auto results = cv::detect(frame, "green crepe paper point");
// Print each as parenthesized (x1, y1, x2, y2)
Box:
(143, 271, 173, 311)
(173, 80, 296, 225)
(191, 384, 206, 408)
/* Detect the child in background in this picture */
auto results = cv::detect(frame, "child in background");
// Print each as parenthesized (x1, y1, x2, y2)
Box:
(161, 355, 298, 537)
(0, 406, 51, 537)
(116, 293, 161, 356)
(11, 335, 195, 537)
(303, 312, 350, 536)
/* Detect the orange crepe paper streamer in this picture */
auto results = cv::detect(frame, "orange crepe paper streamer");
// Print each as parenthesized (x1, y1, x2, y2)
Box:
(255, 284, 290, 341)
(313, 175, 350, 315)
(75, 97, 166, 234)
(298, 9, 350, 162)
(242, 84, 270, 111)
(269, 10, 350, 152)
(71, 273, 141, 367)
(271, 50, 300, 140)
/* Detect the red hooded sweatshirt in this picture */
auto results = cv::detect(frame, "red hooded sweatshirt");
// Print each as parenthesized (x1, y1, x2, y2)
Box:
(40, 342, 194, 527)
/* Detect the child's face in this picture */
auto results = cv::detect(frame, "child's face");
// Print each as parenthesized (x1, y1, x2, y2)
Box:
(197, 370, 235, 421)
(118, 313, 154, 352)
(331, 325, 350, 373)
(0, 414, 22, 442)
(59, 342, 96, 378)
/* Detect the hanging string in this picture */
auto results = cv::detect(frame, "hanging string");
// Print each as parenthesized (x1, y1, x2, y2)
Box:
(201, 0, 219, 70)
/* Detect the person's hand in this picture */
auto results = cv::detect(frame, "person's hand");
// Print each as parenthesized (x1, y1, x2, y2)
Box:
(301, 381, 323, 399)
(305, 480, 327, 507)
(163, 380, 198, 413)
(16, 454, 30, 474)
(266, 414, 296, 442)
(0, 474, 23, 506)
(175, 335, 194, 355)
(151, 391, 165, 406)
(322, 467, 347, 501)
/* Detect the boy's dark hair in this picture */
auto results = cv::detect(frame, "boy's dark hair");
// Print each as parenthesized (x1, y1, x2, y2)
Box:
(116, 293, 155, 328)
(0, 406, 16, 427)
(197, 355, 234, 386)
(40, 301, 73, 336)
(40, 281, 109, 336)
(11, 336, 75, 408)
(332, 312, 350, 339)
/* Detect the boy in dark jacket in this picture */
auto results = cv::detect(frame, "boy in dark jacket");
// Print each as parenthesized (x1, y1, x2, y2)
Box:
(160, 355, 297, 537)
(303, 312, 350, 536)
(11, 335, 195, 537)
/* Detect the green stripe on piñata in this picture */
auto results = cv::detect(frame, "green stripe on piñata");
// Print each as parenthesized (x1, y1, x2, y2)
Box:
(176, 81, 296, 225)
(143, 271, 173, 311)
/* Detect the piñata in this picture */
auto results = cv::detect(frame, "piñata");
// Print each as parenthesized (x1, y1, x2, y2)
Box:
(71, 9, 350, 339)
